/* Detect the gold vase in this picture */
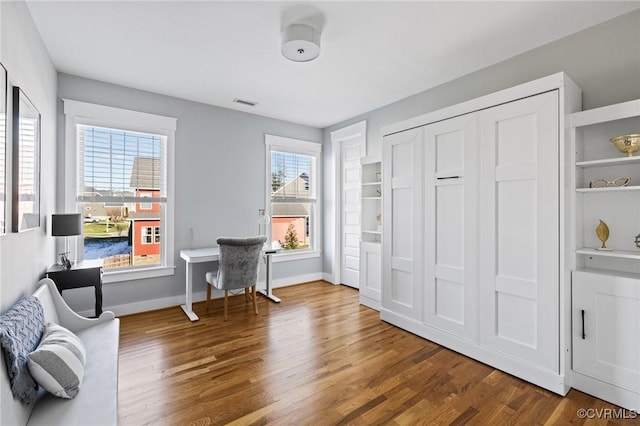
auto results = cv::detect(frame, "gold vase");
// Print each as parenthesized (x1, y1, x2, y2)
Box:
(596, 219, 612, 251)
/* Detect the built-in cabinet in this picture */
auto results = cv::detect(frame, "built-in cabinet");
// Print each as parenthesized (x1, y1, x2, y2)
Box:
(381, 73, 581, 395)
(569, 99, 640, 410)
(359, 159, 382, 310)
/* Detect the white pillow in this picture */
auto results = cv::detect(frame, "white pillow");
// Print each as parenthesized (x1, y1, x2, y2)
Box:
(27, 322, 86, 399)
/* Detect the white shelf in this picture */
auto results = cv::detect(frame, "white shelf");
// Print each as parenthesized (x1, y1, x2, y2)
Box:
(576, 156, 640, 168)
(576, 185, 640, 193)
(362, 230, 382, 235)
(362, 181, 382, 186)
(576, 247, 640, 260)
(570, 99, 640, 128)
(362, 196, 382, 200)
(574, 267, 640, 281)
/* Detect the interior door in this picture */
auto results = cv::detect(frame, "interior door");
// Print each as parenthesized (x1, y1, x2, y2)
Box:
(340, 139, 362, 288)
(479, 90, 560, 372)
(423, 112, 479, 341)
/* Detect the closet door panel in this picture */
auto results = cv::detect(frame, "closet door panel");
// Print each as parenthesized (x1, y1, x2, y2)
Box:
(424, 113, 478, 340)
(382, 128, 424, 320)
(479, 91, 559, 372)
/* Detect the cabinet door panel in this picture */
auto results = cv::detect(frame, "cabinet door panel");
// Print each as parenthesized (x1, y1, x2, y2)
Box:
(573, 271, 640, 393)
(360, 242, 381, 303)
(382, 128, 423, 320)
(424, 113, 478, 340)
(479, 91, 559, 372)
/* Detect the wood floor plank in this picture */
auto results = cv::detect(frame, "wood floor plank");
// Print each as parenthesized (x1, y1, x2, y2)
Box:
(118, 281, 640, 425)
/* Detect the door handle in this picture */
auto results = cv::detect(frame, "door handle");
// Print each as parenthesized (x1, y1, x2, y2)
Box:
(581, 309, 586, 340)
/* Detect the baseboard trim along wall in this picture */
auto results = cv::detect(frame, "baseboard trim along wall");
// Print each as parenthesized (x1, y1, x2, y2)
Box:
(89, 272, 327, 317)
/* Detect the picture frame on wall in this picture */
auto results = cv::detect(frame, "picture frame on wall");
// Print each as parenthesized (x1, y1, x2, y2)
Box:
(12, 86, 41, 232)
(0, 64, 6, 235)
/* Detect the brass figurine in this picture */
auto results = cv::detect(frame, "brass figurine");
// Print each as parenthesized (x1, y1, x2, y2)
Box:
(596, 219, 612, 251)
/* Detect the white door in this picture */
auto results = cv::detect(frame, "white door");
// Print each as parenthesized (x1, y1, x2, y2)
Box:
(479, 91, 560, 372)
(382, 127, 424, 320)
(341, 139, 362, 288)
(423, 112, 479, 341)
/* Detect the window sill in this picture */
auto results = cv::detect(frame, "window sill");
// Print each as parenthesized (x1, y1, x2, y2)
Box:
(102, 265, 175, 284)
(272, 250, 321, 263)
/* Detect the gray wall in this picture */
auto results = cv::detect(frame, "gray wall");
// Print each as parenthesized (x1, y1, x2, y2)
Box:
(322, 9, 640, 279)
(0, 2, 58, 424)
(57, 74, 323, 315)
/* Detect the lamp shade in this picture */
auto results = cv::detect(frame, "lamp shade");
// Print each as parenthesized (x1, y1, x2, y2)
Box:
(51, 213, 82, 237)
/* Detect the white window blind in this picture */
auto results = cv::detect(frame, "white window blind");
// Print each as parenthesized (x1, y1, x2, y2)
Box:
(270, 150, 316, 202)
(77, 125, 166, 203)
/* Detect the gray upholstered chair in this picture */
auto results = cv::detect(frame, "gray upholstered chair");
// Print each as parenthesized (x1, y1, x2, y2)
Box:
(205, 236, 266, 320)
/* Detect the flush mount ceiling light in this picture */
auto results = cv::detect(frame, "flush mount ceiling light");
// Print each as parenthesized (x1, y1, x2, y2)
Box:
(281, 24, 321, 62)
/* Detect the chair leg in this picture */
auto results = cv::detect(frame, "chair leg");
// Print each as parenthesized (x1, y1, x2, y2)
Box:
(252, 285, 258, 315)
(224, 290, 228, 321)
(206, 284, 211, 311)
(244, 287, 250, 302)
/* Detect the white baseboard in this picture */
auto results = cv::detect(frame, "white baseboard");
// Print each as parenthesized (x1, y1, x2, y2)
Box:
(96, 272, 326, 317)
(380, 308, 570, 396)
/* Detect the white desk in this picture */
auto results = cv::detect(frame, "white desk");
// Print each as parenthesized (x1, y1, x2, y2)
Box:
(179, 244, 279, 321)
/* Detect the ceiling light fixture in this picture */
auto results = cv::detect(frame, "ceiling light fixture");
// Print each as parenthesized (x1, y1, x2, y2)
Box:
(281, 24, 321, 62)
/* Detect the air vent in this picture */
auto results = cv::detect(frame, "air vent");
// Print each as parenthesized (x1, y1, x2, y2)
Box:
(233, 98, 258, 107)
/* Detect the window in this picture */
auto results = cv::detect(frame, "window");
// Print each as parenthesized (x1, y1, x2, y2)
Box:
(64, 100, 176, 282)
(265, 135, 321, 258)
(141, 226, 153, 244)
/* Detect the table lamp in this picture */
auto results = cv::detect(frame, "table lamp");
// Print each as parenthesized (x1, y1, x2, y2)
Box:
(52, 213, 82, 269)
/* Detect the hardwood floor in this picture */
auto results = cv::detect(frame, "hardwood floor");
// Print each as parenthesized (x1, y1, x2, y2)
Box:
(118, 281, 638, 425)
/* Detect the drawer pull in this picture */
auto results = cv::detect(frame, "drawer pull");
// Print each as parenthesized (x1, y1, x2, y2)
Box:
(581, 309, 586, 340)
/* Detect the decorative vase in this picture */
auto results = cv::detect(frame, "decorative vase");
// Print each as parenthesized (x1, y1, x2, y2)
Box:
(596, 219, 612, 251)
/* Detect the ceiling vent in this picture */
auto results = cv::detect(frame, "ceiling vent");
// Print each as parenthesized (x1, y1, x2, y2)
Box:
(233, 98, 258, 107)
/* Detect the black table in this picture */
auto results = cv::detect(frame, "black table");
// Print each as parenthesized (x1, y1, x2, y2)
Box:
(46, 260, 103, 317)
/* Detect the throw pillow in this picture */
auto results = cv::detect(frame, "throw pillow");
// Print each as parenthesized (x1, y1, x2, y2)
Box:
(0, 295, 45, 404)
(27, 322, 86, 399)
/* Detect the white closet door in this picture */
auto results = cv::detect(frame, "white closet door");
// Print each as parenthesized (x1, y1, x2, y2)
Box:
(479, 91, 560, 372)
(382, 127, 424, 321)
(423, 112, 479, 340)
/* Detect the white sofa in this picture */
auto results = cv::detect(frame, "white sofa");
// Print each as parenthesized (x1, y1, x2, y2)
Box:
(1, 278, 119, 426)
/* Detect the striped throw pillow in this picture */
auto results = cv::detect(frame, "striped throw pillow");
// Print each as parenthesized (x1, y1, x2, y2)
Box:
(27, 322, 86, 399)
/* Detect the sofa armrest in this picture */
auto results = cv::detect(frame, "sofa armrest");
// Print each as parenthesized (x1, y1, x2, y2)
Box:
(34, 278, 116, 332)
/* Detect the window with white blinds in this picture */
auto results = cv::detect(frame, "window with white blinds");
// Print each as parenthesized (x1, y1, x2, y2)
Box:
(266, 135, 321, 254)
(64, 99, 176, 282)
(77, 125, 166, 204)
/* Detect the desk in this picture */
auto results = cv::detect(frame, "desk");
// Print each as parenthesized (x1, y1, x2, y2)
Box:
(179, 244, 279, 321)
(46, 259, 103, 317)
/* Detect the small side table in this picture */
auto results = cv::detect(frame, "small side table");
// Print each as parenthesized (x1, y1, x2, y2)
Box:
(46, 259, 103, 317)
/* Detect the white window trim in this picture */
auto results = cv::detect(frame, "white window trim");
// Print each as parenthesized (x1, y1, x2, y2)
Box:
(63, 99, 176, 282)
(265, 134, 322, 260)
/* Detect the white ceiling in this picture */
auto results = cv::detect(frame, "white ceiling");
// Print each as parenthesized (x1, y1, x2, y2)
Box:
(26, 1, 640, 128)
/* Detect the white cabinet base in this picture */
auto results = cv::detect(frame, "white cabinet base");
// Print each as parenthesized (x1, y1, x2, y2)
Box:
(572, 371, 640, 411)
(380, 308, 570, 395)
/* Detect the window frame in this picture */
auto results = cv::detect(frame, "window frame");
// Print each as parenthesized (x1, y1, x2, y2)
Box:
(63, 99, 176, 283)
(265, 134, 321, 262)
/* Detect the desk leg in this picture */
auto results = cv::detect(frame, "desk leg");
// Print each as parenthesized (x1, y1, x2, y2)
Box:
(180, 261, 200, 321)
(258, 252, 280, 303)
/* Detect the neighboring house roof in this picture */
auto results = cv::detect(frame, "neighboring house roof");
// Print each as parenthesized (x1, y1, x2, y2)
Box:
(272, 173, 310, 200)
(272, 203, 309, 217)
(130, 157, 160, 190)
